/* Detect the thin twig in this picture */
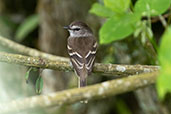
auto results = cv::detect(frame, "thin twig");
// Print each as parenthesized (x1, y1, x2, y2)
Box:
(159, 15, 167, 28)
(151, 13, 171, 23)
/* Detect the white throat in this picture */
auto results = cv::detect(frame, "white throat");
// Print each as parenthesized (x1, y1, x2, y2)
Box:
(69, 30, 92, 37)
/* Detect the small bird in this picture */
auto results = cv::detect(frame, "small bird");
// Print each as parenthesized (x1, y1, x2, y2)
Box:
(64, 21, 97, 88)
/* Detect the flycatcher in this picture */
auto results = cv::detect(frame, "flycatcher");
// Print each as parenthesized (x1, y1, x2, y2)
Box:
(64, 21, 97, 88)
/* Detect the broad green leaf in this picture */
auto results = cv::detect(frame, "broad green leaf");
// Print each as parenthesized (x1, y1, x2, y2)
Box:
(104, 0, 130, 14)
(100, 13, 140, 44)
(158, 27, 171, 65)
(15, 14, 39, 42)
(134, 0, 171, 16)
(157, 26, 171, 99)
(157, 68, 171, 99)
(36, 76, 43, 94)
(89, 3, 115, 18)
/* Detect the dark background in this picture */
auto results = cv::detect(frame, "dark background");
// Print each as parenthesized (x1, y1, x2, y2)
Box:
(0, 0, 170, 114)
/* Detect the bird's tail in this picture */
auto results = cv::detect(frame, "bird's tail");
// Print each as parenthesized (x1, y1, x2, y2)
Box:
(78, 76, 88, 104)
(78, 76, 87, 88)
(78, 68, 87, 88)
(78, 68, 88, 103)
(79, 78, 87, 87)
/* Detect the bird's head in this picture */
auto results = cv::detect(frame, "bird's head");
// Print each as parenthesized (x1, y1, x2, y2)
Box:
(64, 21, 93, 37)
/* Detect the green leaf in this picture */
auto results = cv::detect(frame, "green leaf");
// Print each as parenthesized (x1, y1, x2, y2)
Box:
(89, 3, 115, 18)
(15, 14, 39, 42)
(134, 0, 171, 16)
(36, 76, 43, 94)
(159, 27, 171, 66)
(100, 13, 140, 44)
(104, 0, 130, 14)
(157, 69, 171, 99)
(157, 26, 171, 99)
(25, 67, 33, 83)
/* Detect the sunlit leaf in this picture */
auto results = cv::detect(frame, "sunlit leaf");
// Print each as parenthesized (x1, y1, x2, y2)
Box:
(104, 0, 130, 14)
(15, 14, 39, 42)
(89, 3, 115, 18)
(157, 26, 171, 99)
(134, 0, 171, 16)
(100, 13, 140, 44)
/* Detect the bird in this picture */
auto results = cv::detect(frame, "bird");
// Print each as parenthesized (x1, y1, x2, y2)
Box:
(64, 21, 97, 88)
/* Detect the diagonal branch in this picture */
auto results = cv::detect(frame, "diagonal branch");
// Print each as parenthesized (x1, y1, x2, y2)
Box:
(0, 71, 158, 113)
(0, 35, 160, 76)
(0, 52, 159, 76)
(0, 36, 68, 62)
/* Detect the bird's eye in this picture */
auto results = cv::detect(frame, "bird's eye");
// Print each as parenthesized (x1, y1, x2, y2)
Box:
(73, 28, 80, 31)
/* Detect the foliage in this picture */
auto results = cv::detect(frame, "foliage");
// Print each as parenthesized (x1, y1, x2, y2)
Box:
(104, 0, 130, 14)
(35, 75, 43, 94)
(157, 26, 171, 99)
(25, 67, 33, 83)
(99, 13, 140, 44)
(15, 14, 39, 42)
(89, 3, 114, 18)
(134, 0, 171, 16)
(90, 0, 171, 44)
(25, 67, 43, 94)
(90, 0, 171, 100)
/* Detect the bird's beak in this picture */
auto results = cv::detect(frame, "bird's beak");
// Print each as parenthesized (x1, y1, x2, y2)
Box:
(63, 26, 70, 30)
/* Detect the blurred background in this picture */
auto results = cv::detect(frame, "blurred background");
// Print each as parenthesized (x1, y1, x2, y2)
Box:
(0, 0, 170, 114)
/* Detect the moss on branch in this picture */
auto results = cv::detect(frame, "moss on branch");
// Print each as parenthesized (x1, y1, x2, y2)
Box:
(0, 35, 160, 76)
(0, 52, 159, 76)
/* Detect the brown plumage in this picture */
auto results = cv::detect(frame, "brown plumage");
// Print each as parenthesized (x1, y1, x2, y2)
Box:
(65, 21, 97, 87)
(68, 37, 97, 87)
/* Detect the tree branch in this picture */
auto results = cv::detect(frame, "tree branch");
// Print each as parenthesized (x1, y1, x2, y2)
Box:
(151, 13, 171, 23)
(0, 71, 158, 113)
(0, 36, 68, 62)
(0, 52, 159, 76)
(0, 35, 160, 76)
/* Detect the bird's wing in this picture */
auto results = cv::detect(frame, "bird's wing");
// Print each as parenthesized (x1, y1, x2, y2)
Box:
(85, 41, 97, 75)
(67, 37, 97, 76)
